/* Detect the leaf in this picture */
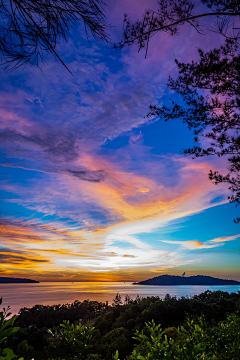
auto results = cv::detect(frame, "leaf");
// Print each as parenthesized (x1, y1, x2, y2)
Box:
(0, 327, 20, 342)
(1, 348, 17, 360)
(0, 317, 17, 332)
(113, 350, 119, 360)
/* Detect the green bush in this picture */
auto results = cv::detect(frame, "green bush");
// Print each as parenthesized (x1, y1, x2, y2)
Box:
(47, 319, 95, 360)
(3, 292, 240, 360)
(0, 298, 21, 360)
(17, 340, 34, 359)
(126, 313, 240, 360)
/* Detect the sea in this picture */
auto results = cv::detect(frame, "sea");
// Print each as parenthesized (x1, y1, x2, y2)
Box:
(1, 282, 240, 315)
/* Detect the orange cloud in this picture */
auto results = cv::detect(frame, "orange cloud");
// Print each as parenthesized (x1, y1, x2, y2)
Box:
(161, 240, 220, 250)
(138, 188, 150, 193)
(209, 234, 240, 243)
(0, 153, 230, 279)
(161, 234, 240, 250)
(71, 153, 223, 226)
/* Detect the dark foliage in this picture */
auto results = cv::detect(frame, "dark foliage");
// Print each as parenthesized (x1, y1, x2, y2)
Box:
(128, 313, 240, 360)
(118, 0, 240, 56)
(0, 0, 108, 72)
(7, 290, 240, 359)
(147, 38, 240, 221)
(117, 1, 240, 222)
(14, 299, 110, 328)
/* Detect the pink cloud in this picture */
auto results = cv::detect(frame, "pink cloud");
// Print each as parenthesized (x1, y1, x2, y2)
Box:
(130, 131, 142, 143)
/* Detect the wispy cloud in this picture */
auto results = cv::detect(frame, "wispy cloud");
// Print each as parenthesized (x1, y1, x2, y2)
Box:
(0, 162, 107, 182)
(161, 240, 221, 250)
(162, 234, 240, 250)
(209, 234, 240, 243)
(0, 248, 50, 265)
(0, 148, 230, 275)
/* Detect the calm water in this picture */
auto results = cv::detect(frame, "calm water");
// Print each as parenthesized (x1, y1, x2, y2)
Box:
(1, 282, 240, 315)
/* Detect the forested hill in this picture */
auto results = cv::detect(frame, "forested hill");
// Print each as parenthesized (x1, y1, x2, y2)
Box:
(0, 277, 39, 283)
(136, 275, 240, 286)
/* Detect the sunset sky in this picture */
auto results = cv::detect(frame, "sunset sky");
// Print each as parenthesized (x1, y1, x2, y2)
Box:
(1, 0, 240, 282)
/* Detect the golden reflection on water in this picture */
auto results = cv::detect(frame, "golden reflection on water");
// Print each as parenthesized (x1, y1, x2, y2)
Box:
(1, 282, 240, 315)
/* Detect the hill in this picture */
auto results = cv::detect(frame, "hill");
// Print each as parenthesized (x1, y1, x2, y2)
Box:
(135, 275, 240, 286)
(0, 277, 39, 283)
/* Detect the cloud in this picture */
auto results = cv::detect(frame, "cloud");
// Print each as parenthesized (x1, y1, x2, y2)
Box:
(1, 162, 107, 183)
(0, 211, 195, 274)
(161, 234, 240, 250)
(0, 33, 160, 182)
(1, 5, 212, 186)
(0, 135, 231, 278)
(130, 131, 142, 143)
(0, 218, 47, 244)
(0, 247, 50, 265)
(67, 169, 107, 182)
(2, 151, 227, 226)
(161, 240, 221, 250)
(209, 234, 240, 243)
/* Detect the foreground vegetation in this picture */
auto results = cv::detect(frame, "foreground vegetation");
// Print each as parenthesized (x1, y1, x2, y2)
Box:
(1, 291, 240, 359)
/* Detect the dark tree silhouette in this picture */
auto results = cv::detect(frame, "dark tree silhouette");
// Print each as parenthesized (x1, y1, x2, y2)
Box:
(0, 0, 109, 72)
(147, 38, 240, 221)
(9, 291, 240, 360)
(112, 293, 123, 307)
(118, 0, 240, 56)
(117, 1, 240, 222)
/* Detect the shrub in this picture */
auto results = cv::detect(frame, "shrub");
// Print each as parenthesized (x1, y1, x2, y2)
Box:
(0, 298, 22, 360)
(126, 313, 240, 360)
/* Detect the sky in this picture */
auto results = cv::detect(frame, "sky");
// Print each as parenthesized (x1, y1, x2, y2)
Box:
(0, 0, 240, 282)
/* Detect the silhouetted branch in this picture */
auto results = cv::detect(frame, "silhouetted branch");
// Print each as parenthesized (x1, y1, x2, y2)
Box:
(0, 0, 109, 72)
(117, 0, 240, 55)
(147, 38, 240, 221)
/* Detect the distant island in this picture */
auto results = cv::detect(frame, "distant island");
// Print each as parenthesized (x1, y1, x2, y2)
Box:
(0, 277, 39, 284)
(134, 275, 240, 286)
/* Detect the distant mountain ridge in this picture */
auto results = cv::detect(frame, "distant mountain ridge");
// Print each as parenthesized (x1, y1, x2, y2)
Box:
(135, 275, 240, 286)
(0, 277, 39, 283)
